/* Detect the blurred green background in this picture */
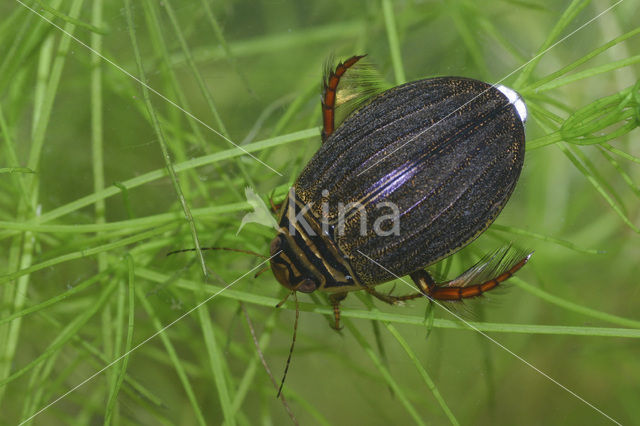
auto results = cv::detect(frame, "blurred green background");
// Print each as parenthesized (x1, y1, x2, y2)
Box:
(1, 0, 639, 424)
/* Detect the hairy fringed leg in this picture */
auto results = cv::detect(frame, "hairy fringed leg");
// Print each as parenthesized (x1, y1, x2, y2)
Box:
(426, 251, 532, 301)
(328, 292, 348, 330)
(366, 249, 533, 304)
(321, 55, 365, 141)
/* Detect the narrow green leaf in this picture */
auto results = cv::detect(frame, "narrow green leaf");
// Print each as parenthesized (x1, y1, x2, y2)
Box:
(104, 255, 136, 425)
(560, 143, 639, 233)
(381, 0, 406, 84)
(136, 267, 640, 338)
(0, 280, 117, 387)
(135, 285, 207, 426)
(514, 0, 591, 88)
(346, 320, 426, 426)
(0, 223, 175, 285)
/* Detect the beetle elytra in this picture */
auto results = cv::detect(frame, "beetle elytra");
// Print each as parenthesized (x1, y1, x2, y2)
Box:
(269, 55, 531, 331)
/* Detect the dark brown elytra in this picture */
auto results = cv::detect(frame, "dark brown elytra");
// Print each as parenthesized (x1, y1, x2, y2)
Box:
(269, 55, 531, 330)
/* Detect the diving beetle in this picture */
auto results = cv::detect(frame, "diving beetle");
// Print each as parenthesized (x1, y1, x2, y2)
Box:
(170, 55, 532, 396)
(269, 55, 531, 329)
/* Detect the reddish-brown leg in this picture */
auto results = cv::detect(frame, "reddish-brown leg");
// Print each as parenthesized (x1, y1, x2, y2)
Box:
(269, 196, 283, 214)
(321, 55, 365, 142)
(366, 253, 531, 304)
(427, 254, 530, 301)
(328, 292, 348, 330)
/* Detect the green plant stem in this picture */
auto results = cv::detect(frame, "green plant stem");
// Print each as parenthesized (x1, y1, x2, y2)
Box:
(135, 268, 640, 339)
(124, 0, 207, 278)
(513, 0, 591, 88)
(104, 255, 136, 425)
(0, 223, 175, 285)
(381, 0, 406, 84)
(0, 280, 117, 388)
(512, 277, 640, 329)
(0, 128, 317, 241)
(135, 285, 207, 426)
(345, 319, 426, 426)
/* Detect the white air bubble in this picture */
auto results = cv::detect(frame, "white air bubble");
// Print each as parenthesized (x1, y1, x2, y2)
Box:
(496, 84, 527, 124)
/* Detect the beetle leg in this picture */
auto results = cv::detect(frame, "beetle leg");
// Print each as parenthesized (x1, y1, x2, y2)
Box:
(371, 250, 532, 305)
(363, 287, 399, 304)
(328, 292, 348, 330)
(363, 284, 421, 305)
(397, 251, 533, 302)
(321, 55, 365, 142)
(269, 196, 283, 214)
(427, 252, 532, 301)
(363, 271, 435, 304)
(409, 270, 436, 294)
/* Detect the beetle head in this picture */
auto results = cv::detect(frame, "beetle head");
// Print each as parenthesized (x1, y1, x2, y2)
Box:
(269, 235, 319, 293)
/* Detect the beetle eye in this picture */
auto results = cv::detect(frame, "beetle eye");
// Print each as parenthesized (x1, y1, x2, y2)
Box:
(270, 237, 282, 256)
(297, 278, 318, 293)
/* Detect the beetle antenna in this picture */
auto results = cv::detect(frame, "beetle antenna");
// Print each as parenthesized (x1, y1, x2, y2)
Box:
(277, 291, 299, 397)
(167, 246, 267, 259)
(240, 303, 299, 425)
